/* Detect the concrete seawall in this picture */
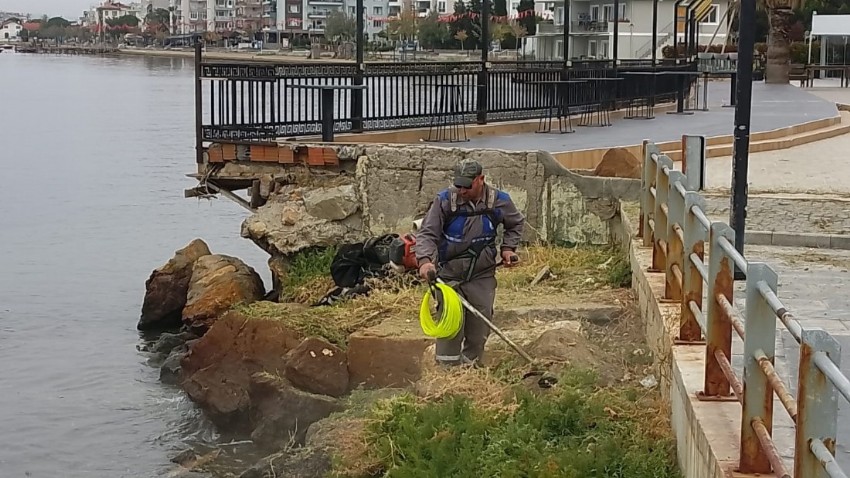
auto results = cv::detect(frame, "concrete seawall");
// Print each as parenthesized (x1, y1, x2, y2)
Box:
(616, 203, 779, 478)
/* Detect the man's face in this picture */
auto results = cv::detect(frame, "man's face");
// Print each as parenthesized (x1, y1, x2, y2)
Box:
(458, 175, 484, 201)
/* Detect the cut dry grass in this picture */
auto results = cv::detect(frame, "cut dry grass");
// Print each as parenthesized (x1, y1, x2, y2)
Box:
(237, 273, 422, 347)
(239, 244, 629, 347)
(496, 244, 630, 307)
(413, 365, 520, 414)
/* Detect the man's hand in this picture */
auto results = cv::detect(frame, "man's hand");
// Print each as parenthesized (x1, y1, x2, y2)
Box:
(501, 250, 520, 268)
(419, 262, 437, 281)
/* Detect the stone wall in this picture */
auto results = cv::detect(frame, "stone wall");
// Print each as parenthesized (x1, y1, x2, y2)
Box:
(226, 144, 641, 287)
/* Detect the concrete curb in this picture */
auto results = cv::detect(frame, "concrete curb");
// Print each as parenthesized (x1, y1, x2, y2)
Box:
(745, 230, 850, 250)
(614, 206, 748, 478)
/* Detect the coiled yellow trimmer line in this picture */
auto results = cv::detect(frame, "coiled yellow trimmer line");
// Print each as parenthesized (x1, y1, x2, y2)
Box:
(419, 283, 464, 339)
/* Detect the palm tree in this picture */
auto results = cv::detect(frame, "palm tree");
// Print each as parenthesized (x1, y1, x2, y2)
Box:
(760, 0, 805, 84)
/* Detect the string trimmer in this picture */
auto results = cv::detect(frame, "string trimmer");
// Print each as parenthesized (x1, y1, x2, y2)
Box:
(424, 267, 559, 389)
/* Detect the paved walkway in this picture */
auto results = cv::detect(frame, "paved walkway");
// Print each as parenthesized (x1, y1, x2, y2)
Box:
(729, 245, 850, 472)
(453, 82, 838, 152)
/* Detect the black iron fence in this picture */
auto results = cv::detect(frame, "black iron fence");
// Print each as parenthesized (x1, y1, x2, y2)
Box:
(195, 49, 698, 147)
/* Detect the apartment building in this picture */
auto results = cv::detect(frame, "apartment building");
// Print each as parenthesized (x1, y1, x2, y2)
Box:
(236, 0, 264, 31)
(531, 0, 731, 60)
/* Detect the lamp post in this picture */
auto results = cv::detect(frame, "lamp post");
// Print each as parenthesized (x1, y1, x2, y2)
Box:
(730, 0, 756, 279)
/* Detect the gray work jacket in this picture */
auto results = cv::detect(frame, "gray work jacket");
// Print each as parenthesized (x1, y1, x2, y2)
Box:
(415, 184, 525, 282)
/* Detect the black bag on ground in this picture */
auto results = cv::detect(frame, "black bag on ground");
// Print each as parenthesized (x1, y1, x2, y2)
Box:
(329, 234, 400, 289)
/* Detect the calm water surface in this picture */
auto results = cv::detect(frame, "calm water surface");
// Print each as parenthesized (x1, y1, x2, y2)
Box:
(0, 52, 270, 477)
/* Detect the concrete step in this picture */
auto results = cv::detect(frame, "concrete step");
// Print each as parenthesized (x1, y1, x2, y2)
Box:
(663, 112, 850, 161)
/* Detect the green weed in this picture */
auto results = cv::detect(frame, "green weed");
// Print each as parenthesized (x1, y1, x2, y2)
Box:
(281, 246, 338, 302)
(355, 368, 679, 478)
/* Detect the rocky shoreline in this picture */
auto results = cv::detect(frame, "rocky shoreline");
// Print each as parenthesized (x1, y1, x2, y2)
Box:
(138, 233, 658, 477)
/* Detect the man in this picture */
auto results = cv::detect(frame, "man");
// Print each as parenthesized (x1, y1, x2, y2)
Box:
(415, 159, 525, 366)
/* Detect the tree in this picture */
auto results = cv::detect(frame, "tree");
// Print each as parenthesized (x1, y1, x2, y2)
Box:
(494, 0, 508, 17)
(387, 9, 417, 42)
(517, 0, 536, 36)
(455, 29, 468, 51)
(760, 0, 806, 84)
(418, 11, 449, 49)
(106, 15, 140, 28)
(145, 8, 171, 33)
(324, 11, 356, 43)
(509, 20, 527, 52)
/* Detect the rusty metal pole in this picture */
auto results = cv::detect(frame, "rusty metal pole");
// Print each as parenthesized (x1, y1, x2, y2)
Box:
(701, 223, 735, 397)
(739, 262, 777, 474)
(680, 191, 706, 342)
(794, 329, 842, 478)
(653, 155, 673, 275)
(665, 171, 686, 302)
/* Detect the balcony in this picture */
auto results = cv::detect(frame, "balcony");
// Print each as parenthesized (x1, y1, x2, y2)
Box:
(307, 0, 343, 5)
(308, 10, 331, 18)
(571, 20, 610, 33)
(216, 15, 234, 21)
(536, 22, 562, 34)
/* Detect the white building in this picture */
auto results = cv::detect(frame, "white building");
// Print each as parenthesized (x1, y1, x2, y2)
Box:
(531, 0, 731, 60)
(0, 19, 23, 41)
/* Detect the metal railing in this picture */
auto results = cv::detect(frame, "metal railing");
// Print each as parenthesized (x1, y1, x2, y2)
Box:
(195, 51, 698, 144)
(640, 141, 849, 478)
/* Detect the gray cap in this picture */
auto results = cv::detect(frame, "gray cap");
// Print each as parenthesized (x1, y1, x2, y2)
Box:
(453, 159, 483, 188)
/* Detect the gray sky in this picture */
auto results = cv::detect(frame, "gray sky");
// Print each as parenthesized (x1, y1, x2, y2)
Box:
(1, 0, 91, 19)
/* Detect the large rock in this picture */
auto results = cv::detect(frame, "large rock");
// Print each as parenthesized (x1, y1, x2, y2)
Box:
(303, 185, 359, 221)
(593, 148, 641, 179)
(242, 186, 363, 257)
(239, 448, 331, 478)
(180, 311, 304, 431)
(347, 319, 432, 389)
(284, 337, 349, 398)
(182, 254, 265, 331)
(139, 239, 211, 330)
(249, 372, 344, 449)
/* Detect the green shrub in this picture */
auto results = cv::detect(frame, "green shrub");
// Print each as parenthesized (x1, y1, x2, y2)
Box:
(361, 369, 680, 478)
(281, 246, 337, 301)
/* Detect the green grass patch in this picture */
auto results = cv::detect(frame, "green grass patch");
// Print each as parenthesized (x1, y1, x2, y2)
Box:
(605, 251, 633, 288)
(281, 246, 338, 302)
(355, 368, 679, 478)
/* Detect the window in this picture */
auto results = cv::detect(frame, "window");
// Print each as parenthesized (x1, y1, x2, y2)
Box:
(437, 1, 446, 12)
(373, 19, 383, 27)
(602, 4, 626, 21)
(601, 39, 609, 58)
(373, 6, 383, 14)
(190, 11, 199, 19)
(702, 4, 719, 24)
(555, 6, 564, 25)
(289, 4, 299, 13)
(589, 40, 597, 57)
(349, 6, 356, 14)
(590, 5, 599, 20)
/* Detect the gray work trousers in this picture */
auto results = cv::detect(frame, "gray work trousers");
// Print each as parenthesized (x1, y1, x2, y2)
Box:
(434, 275, 497, 366)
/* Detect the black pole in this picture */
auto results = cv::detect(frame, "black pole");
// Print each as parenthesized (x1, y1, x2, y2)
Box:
(731, 0, 755, 279)
(613, 0, 619, 63)
(690, 12, 697, 57)
(563, 0, 570, 62)
(651, 0, 658, 64)
(673, 0, 683, 60)
(352, 0, 365, 131)
(477, 0, 490, 124)
(194, 41, 203, 165)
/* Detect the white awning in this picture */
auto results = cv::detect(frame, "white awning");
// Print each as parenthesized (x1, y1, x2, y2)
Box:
(811, 14, 850, 36)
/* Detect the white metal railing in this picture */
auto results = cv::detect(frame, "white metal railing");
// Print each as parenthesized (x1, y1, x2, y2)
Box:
(640, 140, 848, 478)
